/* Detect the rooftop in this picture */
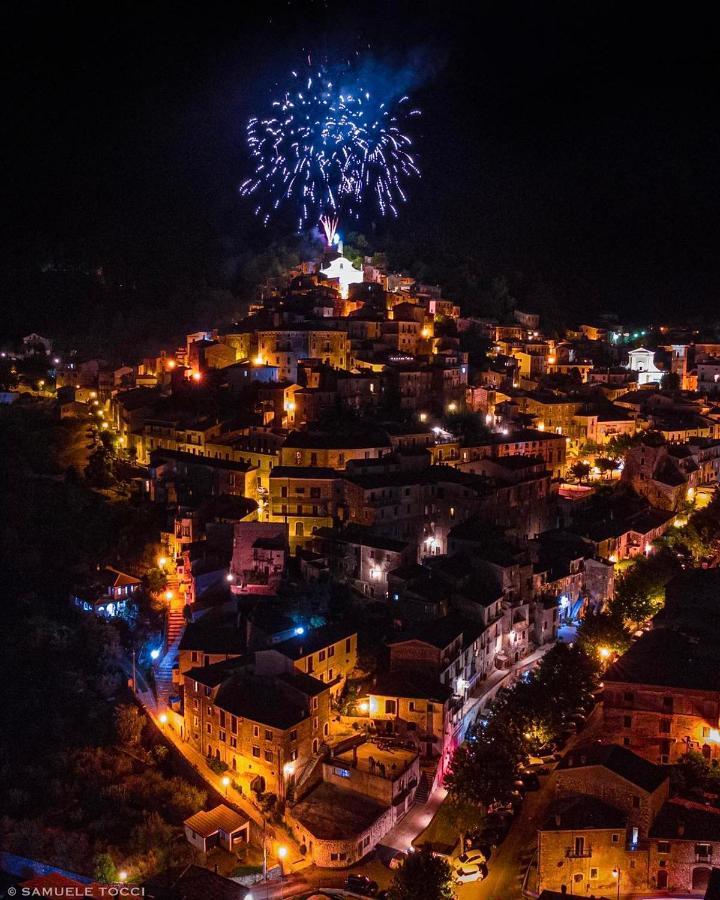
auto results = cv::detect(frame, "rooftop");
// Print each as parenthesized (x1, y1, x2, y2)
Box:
(558, 742, 667, 793)
(268, 623, 356, 661)
(290, 782, 388, 840)
(183, 804, 249, 838)
(331, 741, 417, 779)
(604, 627, 720, 692)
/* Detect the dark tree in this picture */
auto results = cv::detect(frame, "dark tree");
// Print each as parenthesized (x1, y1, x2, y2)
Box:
(389, 845, 455, 900)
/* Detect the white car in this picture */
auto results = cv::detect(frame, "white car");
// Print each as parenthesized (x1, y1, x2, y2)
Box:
(454, 862, 488, 884)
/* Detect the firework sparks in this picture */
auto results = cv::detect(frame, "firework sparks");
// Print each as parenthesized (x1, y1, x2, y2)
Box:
(240, 61, 421, 229)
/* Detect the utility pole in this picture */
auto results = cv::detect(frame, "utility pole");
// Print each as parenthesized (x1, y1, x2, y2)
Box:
(131, 646, 136, 695)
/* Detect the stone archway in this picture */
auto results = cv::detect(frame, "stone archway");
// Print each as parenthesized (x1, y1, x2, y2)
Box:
(656, 869, 668, 889)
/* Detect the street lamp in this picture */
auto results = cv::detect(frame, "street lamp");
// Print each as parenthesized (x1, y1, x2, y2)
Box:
(158, 556, 167, 569)
(222, 775, 230, 797)
(159, 713, 168, 727)
(165, 590, 174, 602)
(118, 870, 128, 883)
(612, 867, 621, 900)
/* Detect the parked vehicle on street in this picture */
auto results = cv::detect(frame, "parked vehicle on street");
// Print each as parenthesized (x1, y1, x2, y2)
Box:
(454, 861, 488, 884)
(344, 874, 378, 896)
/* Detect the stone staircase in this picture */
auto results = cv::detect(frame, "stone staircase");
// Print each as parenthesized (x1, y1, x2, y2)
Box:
(155, 608, 186, 710)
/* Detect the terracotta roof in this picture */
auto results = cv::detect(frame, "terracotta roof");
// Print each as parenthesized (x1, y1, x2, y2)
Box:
(183, 804, 249, 837)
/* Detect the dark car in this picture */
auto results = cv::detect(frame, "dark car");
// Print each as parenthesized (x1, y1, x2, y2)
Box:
(520, 771, 541, 791)
(344, 874, 379, 896)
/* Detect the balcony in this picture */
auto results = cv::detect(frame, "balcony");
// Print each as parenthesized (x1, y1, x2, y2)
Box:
(565, 846, 592, 859)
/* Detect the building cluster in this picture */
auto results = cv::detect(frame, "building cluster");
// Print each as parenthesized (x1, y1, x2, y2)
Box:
(537, 570, 720, 897)
(30, 248, 720, 875)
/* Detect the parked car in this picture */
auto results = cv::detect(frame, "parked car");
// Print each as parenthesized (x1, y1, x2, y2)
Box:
(519, 771, 541, 791)
(454, 862, 488, 884)
(344, 874, 378, 896)
(388, 850, 407, 869)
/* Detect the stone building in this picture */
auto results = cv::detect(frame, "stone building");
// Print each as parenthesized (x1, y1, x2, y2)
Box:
(602, 628, 720, 764)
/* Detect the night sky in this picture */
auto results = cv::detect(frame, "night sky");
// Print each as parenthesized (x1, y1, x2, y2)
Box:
(5, 0, 720, 338)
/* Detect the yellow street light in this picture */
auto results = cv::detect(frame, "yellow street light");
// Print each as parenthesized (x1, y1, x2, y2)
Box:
(598, 646, 611, 660)
(159, 713, 168, 726)
(158, 556, 167, 568)
(277, 846, 288, 860)
(165, 590, 174, 602)
(222, 775, 230, 796)
(118, 871, 128, 883)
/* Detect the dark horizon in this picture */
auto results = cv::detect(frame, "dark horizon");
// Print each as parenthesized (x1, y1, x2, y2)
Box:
(5, 0, 720, 342)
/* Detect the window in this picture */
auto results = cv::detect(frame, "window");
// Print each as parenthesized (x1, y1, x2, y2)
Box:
(312, 697, 319, 710)
(662, 695, 674, 711)
(612, 834, 620, 844)
(590, 868, 598, 880)
(219, 710, 226, 728)
(657, 842, 670, 854)
(253, 725, 259, 738)
(345, 638, 352, 653)
(264, 729, 273, 742)
(230, 736, 237, 749)
(623, 737, 631, 746)
(328, 645, 335, 657)
(193, 715, 199, 727)
(632, 795, 641, 808)
(313, 717, 319, 730)
(206, 723, 212, 735)
(659, 719, 671, 734)
(573, 836, 585, 856)
(623, 715, 632, 728)
(623, 691, 634, 703)
(231, 715, 238, 734)
(318, 650, 326, 662)
(252, 746, 260, 758)
(264, 749, 273, 763)
(409, 701, 416, 712)
(696, 843, 711, 860)
(219, 730, 226, 742)
(191, 651, 198, 663)
(385, 699, 397, 715)
(334, 767, 351, 778)
(289, 730, 298, 742)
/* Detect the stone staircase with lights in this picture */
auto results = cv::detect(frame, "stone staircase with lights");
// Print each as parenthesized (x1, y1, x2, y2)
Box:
(155, 608, 186, 710)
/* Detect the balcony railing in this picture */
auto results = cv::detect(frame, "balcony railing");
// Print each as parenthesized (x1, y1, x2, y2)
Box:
(565, 846, 592, 859)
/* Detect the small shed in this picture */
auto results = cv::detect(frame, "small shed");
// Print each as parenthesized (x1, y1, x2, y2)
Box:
(183, 804, 250, 853)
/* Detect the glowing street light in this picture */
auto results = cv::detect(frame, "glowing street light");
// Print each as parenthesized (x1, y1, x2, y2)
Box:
(598, 646, 611, 660)
(277, 846, 288, 860)
(165, 590, 174, 602)
(158, 556, 167, 568)
(150, 648, 160, 661)
(159, 713, 168, 726)
(192, 371, 202, 382)
(118, 871, 128, 883)
(226, 572, 235, 582)
(222, 775, 230, 797)
(358, 700, 369, 714)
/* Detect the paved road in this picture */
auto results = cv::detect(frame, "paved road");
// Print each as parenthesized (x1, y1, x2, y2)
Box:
(457, 707, 605, 900)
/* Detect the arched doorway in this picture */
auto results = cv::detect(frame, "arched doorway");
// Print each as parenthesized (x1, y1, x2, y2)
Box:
(693, 867, 711, 892)
(656, 870, 668, 889)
